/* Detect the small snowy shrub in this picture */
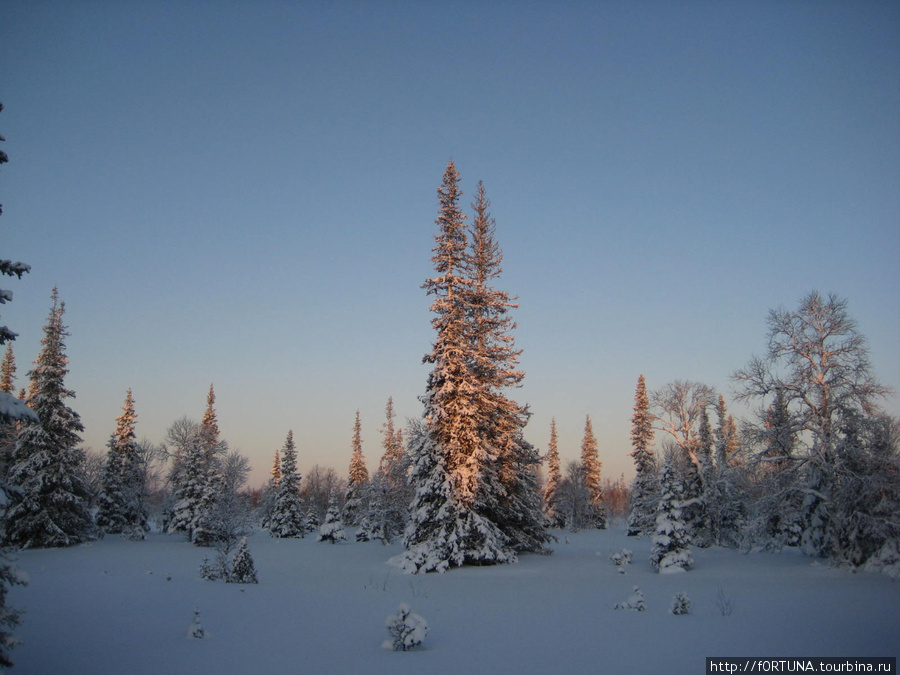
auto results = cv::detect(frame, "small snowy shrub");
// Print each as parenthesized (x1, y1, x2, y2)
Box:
(199, 556, 222, 581)
(229, 538, 258, 584)
(383, 603, 428, 651)
(609, 548, 633, 573)
(614, 586, 646, 611)
(188, 610, 205, 639)
(670, 592, 692, 615)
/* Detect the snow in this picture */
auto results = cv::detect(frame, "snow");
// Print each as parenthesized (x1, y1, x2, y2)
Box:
(6, 526, 898, 674)
(0, 391, 37, 423)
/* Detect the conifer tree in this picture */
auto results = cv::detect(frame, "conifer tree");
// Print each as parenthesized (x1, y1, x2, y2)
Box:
(377, 397, 404, 476)
(191, 385, 225, 546)
(167, 387, 223, 544)
(0, 345, 18, 479)
(403, 162, 514, 572)
(468, 181, 548, 554)
(543, 418, 563, 527)
(0, 346, 14, 395)
(342, 411, 369, 526)
(318, 492, 346, 544)
(229, 537, 258, 584)
(0, 112, 29, 666)
(627, 375, 658, 536)
(259, 448, 281, 531)
(580, 416, 606, 529)
(96, 389, 147, 538)
(4, 288, 94, 548)
(360, 398, 410, 544)
(650, 456, 693, 573)
(269, 430, 306, 538)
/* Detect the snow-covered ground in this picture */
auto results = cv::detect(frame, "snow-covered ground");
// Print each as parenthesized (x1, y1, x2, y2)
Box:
(7, 526, 897, 674)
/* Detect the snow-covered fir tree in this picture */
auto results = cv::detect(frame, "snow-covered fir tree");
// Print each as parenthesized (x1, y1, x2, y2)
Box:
(318, 492, 346, 544)
(580, 416, 606, 529)
(0, 546, 26, 668)
(0, 118, 30, 655)
(402, 162, 516, 572)
(650, 456, 693, 574)
(465, 181, 549, 555)
(4, 289, 94, 548)
(670, 592, 692, 615)
(614, 586, 646, 611)
(627, 375, 658, 536)
(204, 450, 252, 575)
(188, 385, 226, 547)
(543, 418, 563, 527)
(258, 448, 281, 531)
(383, 603, 428, 652)
(357, 398, 410, 544)
(229, 537, 257, 584)
(269, 430, 306, 538)
(167, 387, 224, 545)
(96, 389, 147, 539)
(342, 411, 369, 526)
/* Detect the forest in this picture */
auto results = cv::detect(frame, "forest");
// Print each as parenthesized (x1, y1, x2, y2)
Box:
(0, 150, 897, 669)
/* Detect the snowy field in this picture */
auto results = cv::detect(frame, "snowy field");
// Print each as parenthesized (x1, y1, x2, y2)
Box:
(7, 526, 898, 674)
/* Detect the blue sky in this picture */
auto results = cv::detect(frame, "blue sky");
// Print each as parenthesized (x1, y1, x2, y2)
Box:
(2, 1, 898, 487)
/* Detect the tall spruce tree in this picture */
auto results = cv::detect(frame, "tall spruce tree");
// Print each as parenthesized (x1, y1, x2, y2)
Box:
(96, 389, 147, 538)
(167, 387, 223, 544)
(342, 411, 369, 526)
(0, 110, 30, 668)
(192, 384, 225, 546)
(4, 288, 94, 548)
(627, 374, 658, 536)
(403, 161, 514, 572)
(543, 418, 563, 527)
(580, 415, 606, 529)
(467, 181, 548, 554)
(269, 430, 306, 538)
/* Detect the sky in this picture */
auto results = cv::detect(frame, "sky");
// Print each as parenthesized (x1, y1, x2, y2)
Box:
(2, 1, 898, 488)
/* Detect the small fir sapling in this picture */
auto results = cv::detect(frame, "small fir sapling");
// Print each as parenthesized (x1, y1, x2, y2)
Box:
(383, 603, 428, 651)
(670, 592, 692, 615)
(199, 556, 222, 581)
(609, 548, 633, 573)
(614, 586, 646, 611)
(229, 537, 258, 584)
(188, 610, 205, 639)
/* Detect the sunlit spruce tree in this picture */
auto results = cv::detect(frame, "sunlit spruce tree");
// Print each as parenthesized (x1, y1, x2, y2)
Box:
(627, 374, 658, 536)
(342, 410, 369, 527)
(96, 389, 147, 538)
(5, 288, 94, 548)
(403, 161, 514, 572)
(543, 418, 563, 527)
(580, 415, 607, 529)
